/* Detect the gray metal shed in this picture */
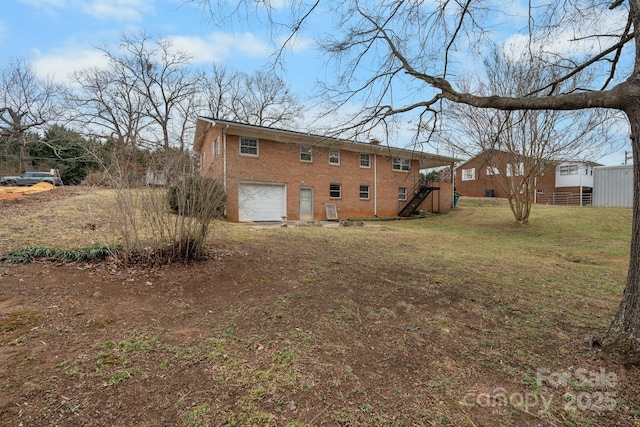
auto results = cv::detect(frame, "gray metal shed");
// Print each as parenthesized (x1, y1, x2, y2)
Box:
(593, 165, 633, 208)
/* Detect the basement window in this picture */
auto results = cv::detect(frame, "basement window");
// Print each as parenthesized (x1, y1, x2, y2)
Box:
(398, 187, 407, 201)
(329, 183, 341, 199)
(359, 185, 370, 200)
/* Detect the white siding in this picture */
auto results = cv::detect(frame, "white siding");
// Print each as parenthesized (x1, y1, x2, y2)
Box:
(555, 162, 595, 188)
(593, 165, 633, 208)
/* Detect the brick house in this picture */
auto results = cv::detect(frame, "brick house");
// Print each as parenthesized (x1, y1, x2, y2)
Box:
(193, 117, 458, 222)
(454, 149, 601, 205)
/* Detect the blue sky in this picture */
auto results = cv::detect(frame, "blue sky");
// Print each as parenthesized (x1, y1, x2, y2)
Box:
(0, 0, 632, 165)
(0, 1, 284, 82)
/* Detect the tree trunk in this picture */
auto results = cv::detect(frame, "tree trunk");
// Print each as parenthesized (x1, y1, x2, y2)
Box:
(602, 106, 640, 364)
(506, 179, 533, 224)
(18, 130, 33, 173)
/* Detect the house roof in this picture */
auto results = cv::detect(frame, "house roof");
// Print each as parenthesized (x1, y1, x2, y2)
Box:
(194, 117, 459, 169)
(454, 148, 604, 169)
(555, 159, 604, 167)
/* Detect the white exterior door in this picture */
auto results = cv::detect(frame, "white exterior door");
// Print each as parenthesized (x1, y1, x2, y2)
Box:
(238, 183, 286, 222)
(299, 187, 313, 221)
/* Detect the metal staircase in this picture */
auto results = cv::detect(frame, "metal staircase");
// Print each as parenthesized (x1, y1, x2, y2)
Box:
(398, 182, 440, 217)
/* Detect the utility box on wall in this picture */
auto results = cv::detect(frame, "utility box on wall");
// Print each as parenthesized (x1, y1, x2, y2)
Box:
(593, 165, 633, 208)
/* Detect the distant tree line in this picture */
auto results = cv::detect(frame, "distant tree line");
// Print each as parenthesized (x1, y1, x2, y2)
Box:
(0, 31, 302, 183)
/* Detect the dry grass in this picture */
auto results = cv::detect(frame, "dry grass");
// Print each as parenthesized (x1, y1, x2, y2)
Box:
(0, 190, 637, 426)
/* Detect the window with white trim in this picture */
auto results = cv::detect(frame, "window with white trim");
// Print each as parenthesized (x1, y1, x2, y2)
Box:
(359, 185, 370, 200)
(214, 136, 220, 158)
(461, 168, 475, 181)
(240, 137, 258, 156)
(506, 162, 524, 177)
(360, 153, 371, 168)
(392, 157, 411, 172)
(329, 149, 340, 165)
(559, 164, 579, 175)
(300, 146, 312, 162)
(486, 166, 499, 175)
(329, 183, 341, 198)
(398, 187, 407, 201)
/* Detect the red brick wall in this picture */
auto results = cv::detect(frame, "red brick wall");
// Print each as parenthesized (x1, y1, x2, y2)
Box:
(416, 183, 453, 213)
(197, 126, 224, 182)
(199, 128, 448, 221)
(535, 169, 556, 196)
(455, 151, 556, 200)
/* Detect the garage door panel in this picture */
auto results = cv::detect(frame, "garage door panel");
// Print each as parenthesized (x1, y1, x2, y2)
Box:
(238, 183, 286, 221)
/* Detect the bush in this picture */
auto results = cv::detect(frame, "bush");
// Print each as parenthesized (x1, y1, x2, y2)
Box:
(167, 176, 226, 220)
(105, 161, 225, 265)
(82, 170, 112, 187)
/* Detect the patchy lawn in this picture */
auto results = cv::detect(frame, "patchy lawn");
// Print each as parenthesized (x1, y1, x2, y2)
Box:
(0, 189, 638, 426)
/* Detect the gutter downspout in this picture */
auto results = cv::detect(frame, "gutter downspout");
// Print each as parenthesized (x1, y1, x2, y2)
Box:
(223, 124, 228, 192)
(451, 162, 455, 207)
(374, 154, 377, 216)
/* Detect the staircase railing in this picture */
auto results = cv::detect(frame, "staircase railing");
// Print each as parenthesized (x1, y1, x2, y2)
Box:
(398, 180, 440, 217)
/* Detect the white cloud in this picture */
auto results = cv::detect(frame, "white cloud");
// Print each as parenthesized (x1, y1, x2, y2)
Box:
(501, 1, 529, 22)
(30, 31, 273, 83)
(278, 34, 314, 53)
(219, 0, 291, 10)
(31, 46, 108, 83)
(18, 0, 66, 8)
(18, 0, 152, 22)
(167, 32, 272, 63)
(502, 7, 629, 61)
(78, 0, 152, 22)
(266, 0, 291, 9)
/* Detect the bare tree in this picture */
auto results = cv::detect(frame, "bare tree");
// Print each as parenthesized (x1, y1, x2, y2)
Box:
(192, 0, 640, 364)
(446, 48, 613, 223)
(113, 31, 201, 151)
(200, 64, 237, 122)
(201, 65, 302, 127)
(69, 66, 150, 151)
(236, 71, 302, 127)
(0, 58, 64, 172)
(70, 31, 201, 152)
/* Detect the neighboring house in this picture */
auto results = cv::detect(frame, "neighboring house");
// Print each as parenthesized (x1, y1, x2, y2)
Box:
(593, 165, 633, 208)
(193, 117, 458, 222)
(454, 149, 601, 205)
(545, 160, 601, 205)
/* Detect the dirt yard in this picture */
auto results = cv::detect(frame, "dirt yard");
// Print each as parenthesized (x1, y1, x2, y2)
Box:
(0, 188, 638, 426)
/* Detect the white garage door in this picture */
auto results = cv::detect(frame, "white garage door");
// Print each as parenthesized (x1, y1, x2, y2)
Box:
(238, 183, 286, 222)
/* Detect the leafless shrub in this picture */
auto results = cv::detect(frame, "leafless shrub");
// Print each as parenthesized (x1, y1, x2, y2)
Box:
(102, 151, 225, 265)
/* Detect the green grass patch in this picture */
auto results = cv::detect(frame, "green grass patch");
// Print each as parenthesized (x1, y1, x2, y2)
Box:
(0, 244, 119, 263)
